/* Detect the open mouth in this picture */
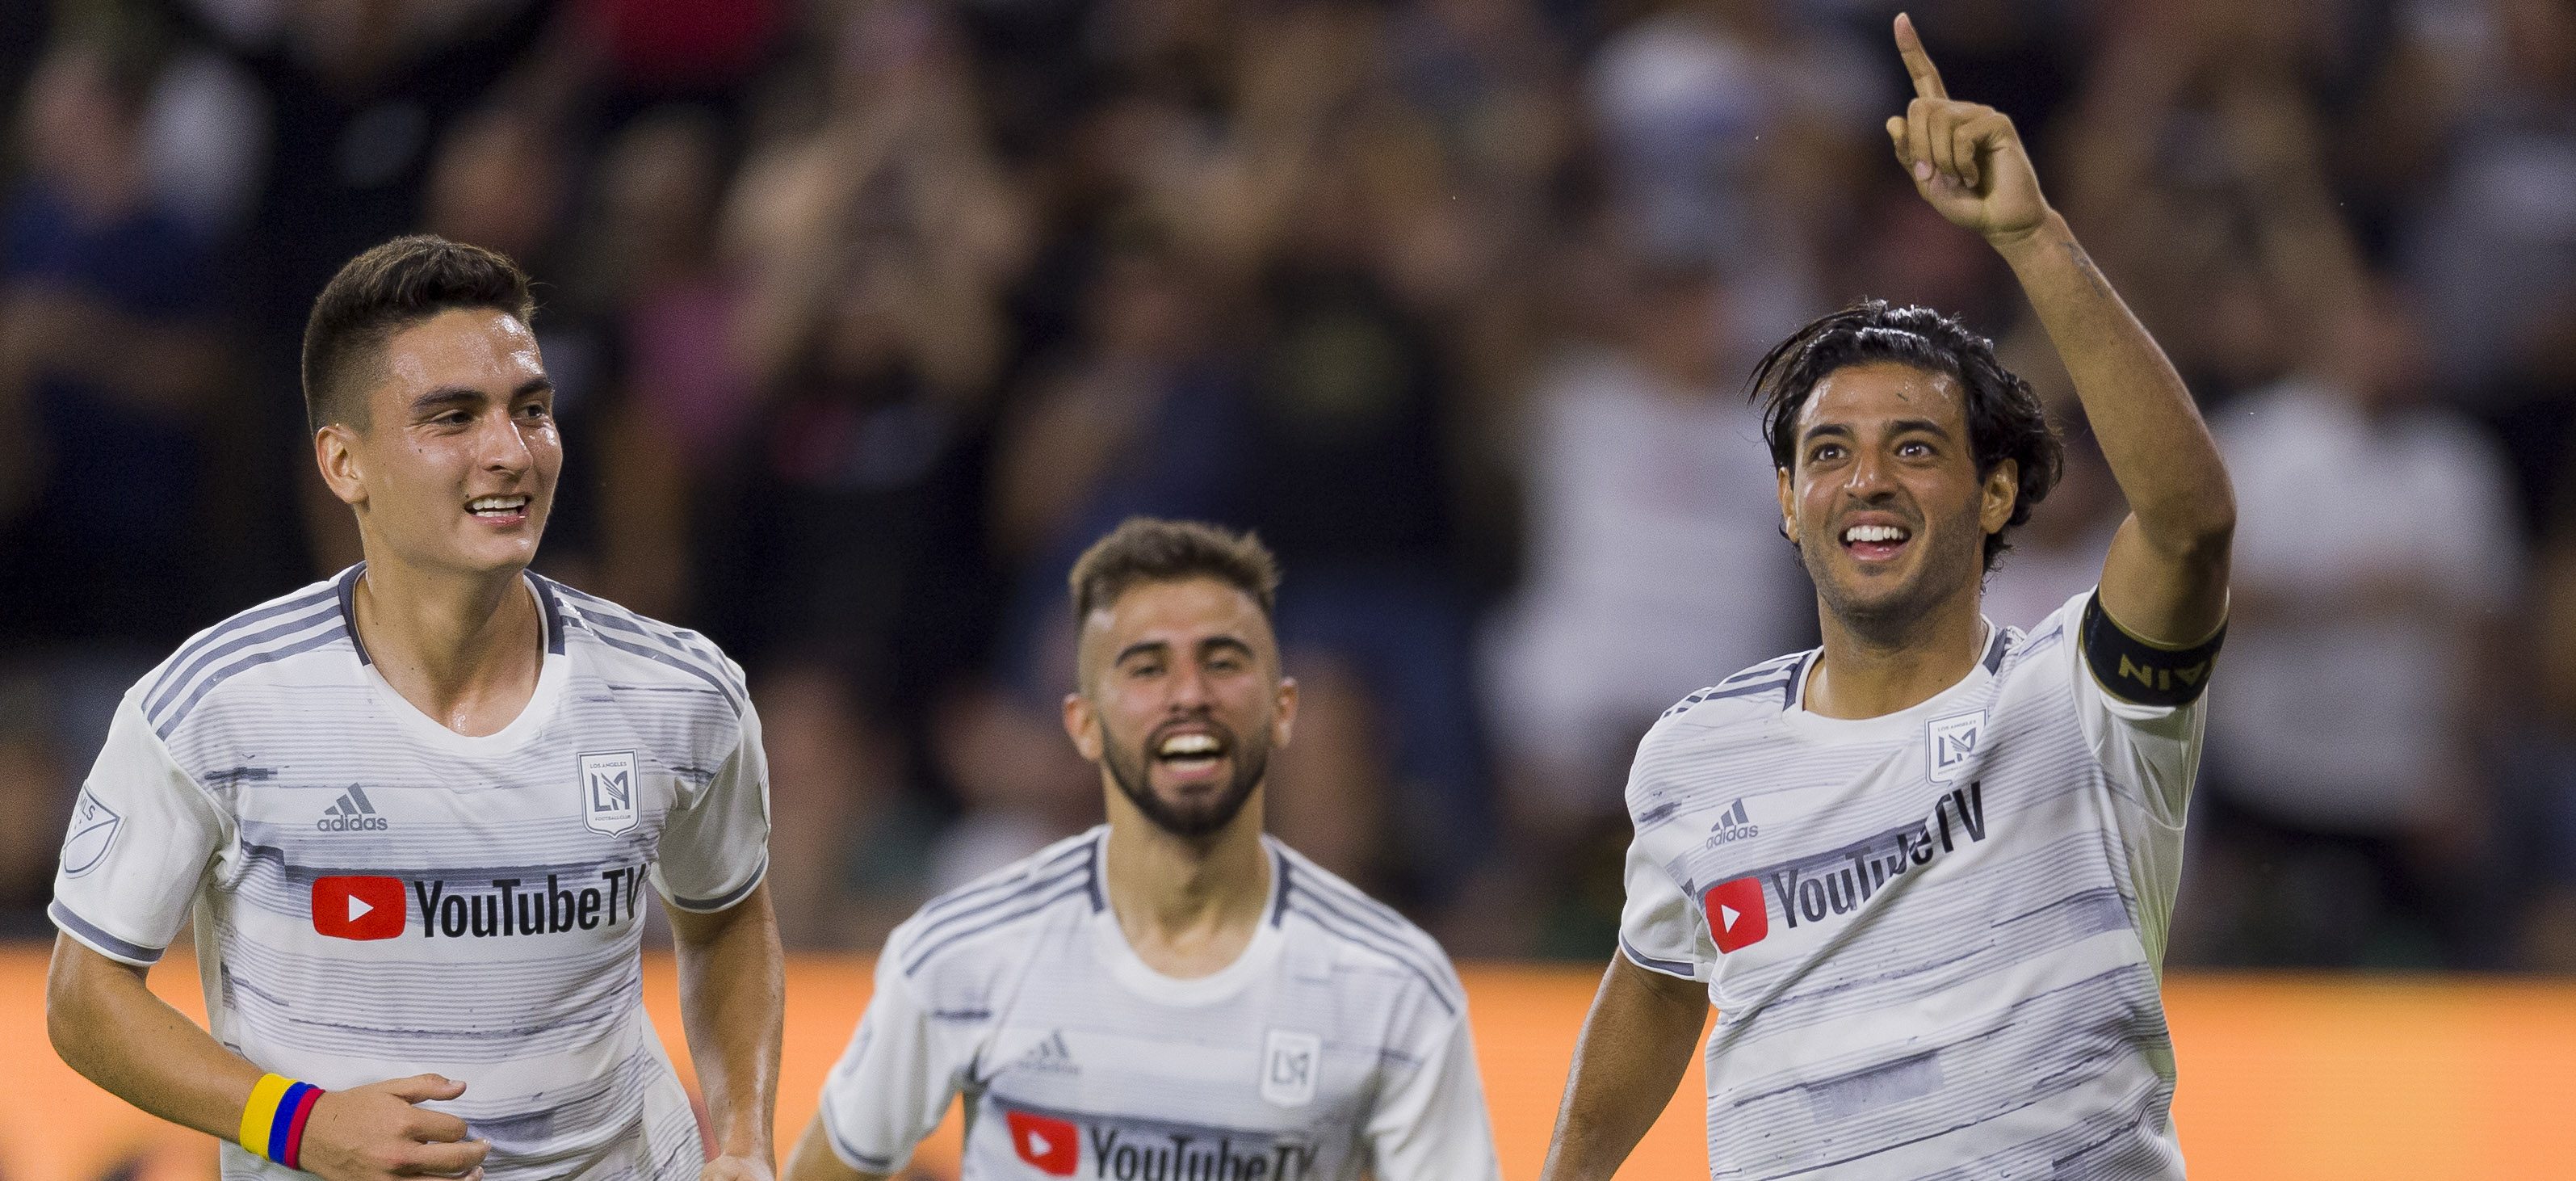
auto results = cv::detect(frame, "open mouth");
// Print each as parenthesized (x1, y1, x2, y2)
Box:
(1840, 521, 1912, 562)
(467, 494, 531, 524)
(1152, 728, 1230, 783)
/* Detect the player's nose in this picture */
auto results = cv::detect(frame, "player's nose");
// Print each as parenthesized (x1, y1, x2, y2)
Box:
(476, 410, 534, 473)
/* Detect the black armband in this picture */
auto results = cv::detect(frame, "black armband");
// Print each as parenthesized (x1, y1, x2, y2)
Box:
(2080, 593, 2223, 706)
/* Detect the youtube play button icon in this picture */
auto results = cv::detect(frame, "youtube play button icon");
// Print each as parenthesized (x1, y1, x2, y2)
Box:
(1005, 1110, 1079, 1176)
(1703, 876, 1768, 953)
(313, 876, 407, 940)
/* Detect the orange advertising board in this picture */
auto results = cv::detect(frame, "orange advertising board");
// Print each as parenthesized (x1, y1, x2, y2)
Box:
(5, 946, 2570, 1179)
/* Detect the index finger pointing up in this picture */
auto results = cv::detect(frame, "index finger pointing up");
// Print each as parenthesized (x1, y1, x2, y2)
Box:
(1894, 13, 1947, 100)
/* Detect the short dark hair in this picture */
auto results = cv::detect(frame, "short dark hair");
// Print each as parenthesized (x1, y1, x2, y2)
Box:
(300, 235, 536, 433)
(1749, 300, 2062, 570)
(1069, 518, 1281, 625)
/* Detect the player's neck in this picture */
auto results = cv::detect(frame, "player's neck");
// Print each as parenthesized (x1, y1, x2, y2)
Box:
(351, 555, 545, 737)
(1806, 585, 1988, 720)
(1102, 802, 1272, 979)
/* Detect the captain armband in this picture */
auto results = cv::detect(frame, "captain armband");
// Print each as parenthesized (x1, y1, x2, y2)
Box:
(2080, 593, 2223, 707)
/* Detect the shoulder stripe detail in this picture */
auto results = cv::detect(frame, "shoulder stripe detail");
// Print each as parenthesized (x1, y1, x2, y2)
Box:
(534, 575, 567, 656)
(1282, 880, 1456, 998)
(153, 623, 350, 740)
(917, 839, 1096, 923)
(1701, 677, 1790, 703)
(1619, 936, 1698, 981)
(585, 629, 743, 714)
(1982, 626, 2009, 674)
(50, 899, 164, 965)
(143, 586, 336, 709)
(1716, 654, 1804, 686)
(905, 860, 1094, 955)
(1286, 862, 1418, 941)
(144, 600, 340, 722)
(1282, 897, 1458, 1016)
(665, 858, 768, 913)
(900, 875, 1093, 976)
(551, 582, 734, 679)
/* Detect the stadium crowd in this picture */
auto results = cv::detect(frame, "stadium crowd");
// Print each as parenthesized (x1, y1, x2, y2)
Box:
(2, 0, 2572, 971)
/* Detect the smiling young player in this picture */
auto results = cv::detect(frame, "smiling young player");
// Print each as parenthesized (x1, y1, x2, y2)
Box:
(784, 518, 1498, 1181)
(1541, 15, 2235, 1180)
(45, 236, 783, 1181)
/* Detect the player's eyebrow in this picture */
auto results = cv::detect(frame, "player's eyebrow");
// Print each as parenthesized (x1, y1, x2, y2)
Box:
(1197, 636, 1255, 660)
(1886, 418, 1953, 439)
(409, 388, 487, 417)
(1113, 639, 1172, 666)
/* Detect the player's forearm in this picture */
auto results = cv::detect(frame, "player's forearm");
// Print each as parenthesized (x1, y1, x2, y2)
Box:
(1539, 956, 1708, 1181)
(1991, 212, 2235, 557)
(671, 884, 786, 1165)
(47, 935, 265, 1143)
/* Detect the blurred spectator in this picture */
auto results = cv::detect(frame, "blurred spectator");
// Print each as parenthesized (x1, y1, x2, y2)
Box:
(2201, 284, 2520, 966)
(0, 37, 224, 656)
(1980, 414, 2124, 632)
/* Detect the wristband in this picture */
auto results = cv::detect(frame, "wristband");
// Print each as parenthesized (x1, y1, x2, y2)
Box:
(239, 1073, 325, 1170)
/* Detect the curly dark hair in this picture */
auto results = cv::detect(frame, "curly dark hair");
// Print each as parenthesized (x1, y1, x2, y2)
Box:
(1748, 301, 2062, 571)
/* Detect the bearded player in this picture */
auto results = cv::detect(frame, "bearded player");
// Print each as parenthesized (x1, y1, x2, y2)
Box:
(46, 236, 782, 1180)
(784, 518, 1499, 1181)
(1542, 16, 2234, 1179)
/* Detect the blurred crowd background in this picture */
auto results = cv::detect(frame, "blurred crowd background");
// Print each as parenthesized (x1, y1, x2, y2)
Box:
(1, 0, 2572, 972)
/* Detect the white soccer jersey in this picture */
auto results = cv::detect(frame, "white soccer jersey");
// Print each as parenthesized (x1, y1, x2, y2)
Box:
(815, 827, 1497, 1181)
(49, 565, 770, 1180)
(1619, 590, 2215, 1180)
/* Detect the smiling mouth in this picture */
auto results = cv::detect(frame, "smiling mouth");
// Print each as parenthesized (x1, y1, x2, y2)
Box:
(1840, 522, 1912, 561)
(467, 494, 531, 522)
(1152, 729, 1229, 780)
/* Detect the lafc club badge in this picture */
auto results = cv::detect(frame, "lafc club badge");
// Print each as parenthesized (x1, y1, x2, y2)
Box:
(580, 750, 640, 835)
(1261, 1030, 1320, 1107)
(1927, 710, 1986, 784)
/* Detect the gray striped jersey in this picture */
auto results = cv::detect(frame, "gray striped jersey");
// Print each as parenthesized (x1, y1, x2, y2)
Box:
(50, 565, 770, 1180)
(1618, 590, 2204, 1180)
(816, 826, 1498, 1180)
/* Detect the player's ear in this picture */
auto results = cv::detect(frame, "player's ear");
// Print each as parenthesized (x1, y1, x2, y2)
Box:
(315, 423, 367, 510)
(1269, 676, 1297, 750)
(1063, 691, 1103, 762)
(1775, 465, 1798, 544)
(1980, 457, 2019, 534)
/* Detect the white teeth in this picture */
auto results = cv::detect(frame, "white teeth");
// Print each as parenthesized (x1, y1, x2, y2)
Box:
(468, 496, 528, 513)
(1159, 733, 1219, 757)
(1844, 523, 1909, 544)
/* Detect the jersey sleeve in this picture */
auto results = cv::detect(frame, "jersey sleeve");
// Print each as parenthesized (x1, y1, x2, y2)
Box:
(49, 693, 230, 966)
(652, 691, 771, 913)
(2059, 589, 2221, 829)
(1617, 723, 1714, 982)
(812, 952, 978, 1175)
(1363, 968, 1500, 1180)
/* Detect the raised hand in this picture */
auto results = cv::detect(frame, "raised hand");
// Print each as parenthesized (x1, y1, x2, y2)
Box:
(296, 1074, 490, 1180)
(1885, 13, 2049, 244)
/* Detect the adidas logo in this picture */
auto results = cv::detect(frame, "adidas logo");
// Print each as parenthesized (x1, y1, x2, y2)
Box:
(1710, 798, 1759, 845)
(316, 786, 390, 833)
(1017, 1030, 1078, 1076)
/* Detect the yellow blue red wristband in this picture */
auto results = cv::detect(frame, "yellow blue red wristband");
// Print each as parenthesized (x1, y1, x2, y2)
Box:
(238, 1073, 324, 1170)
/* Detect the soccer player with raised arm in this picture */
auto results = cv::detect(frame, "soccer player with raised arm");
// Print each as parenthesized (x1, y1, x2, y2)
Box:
(45, 236, 785, 1181)
(1541, 15, 2235, 1180)
(783, 518, 1499, 1181)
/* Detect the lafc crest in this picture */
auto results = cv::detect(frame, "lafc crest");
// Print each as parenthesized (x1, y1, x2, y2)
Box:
(580, 750, 640, 835)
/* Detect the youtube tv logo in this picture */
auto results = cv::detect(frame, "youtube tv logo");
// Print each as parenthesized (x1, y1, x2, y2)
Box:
(1006, 1110, 1079, 1176)
(313, 876, 406, 940)
(1703, 876, 1768, 953)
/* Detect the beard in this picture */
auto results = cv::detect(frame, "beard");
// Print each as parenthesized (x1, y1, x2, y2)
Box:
(1101, 715, 1270, 839)
(1801, 497, 1988, 645)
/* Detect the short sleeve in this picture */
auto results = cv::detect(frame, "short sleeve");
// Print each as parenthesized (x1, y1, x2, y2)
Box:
(813, 955, 976, 1175)
(1617, 832, 1710, 982)
(49, 694, 230, 966)
(1362, 1002, 1500, 1181)
(652, 694, 772, 912)
(2061, 590, 2217, 829)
